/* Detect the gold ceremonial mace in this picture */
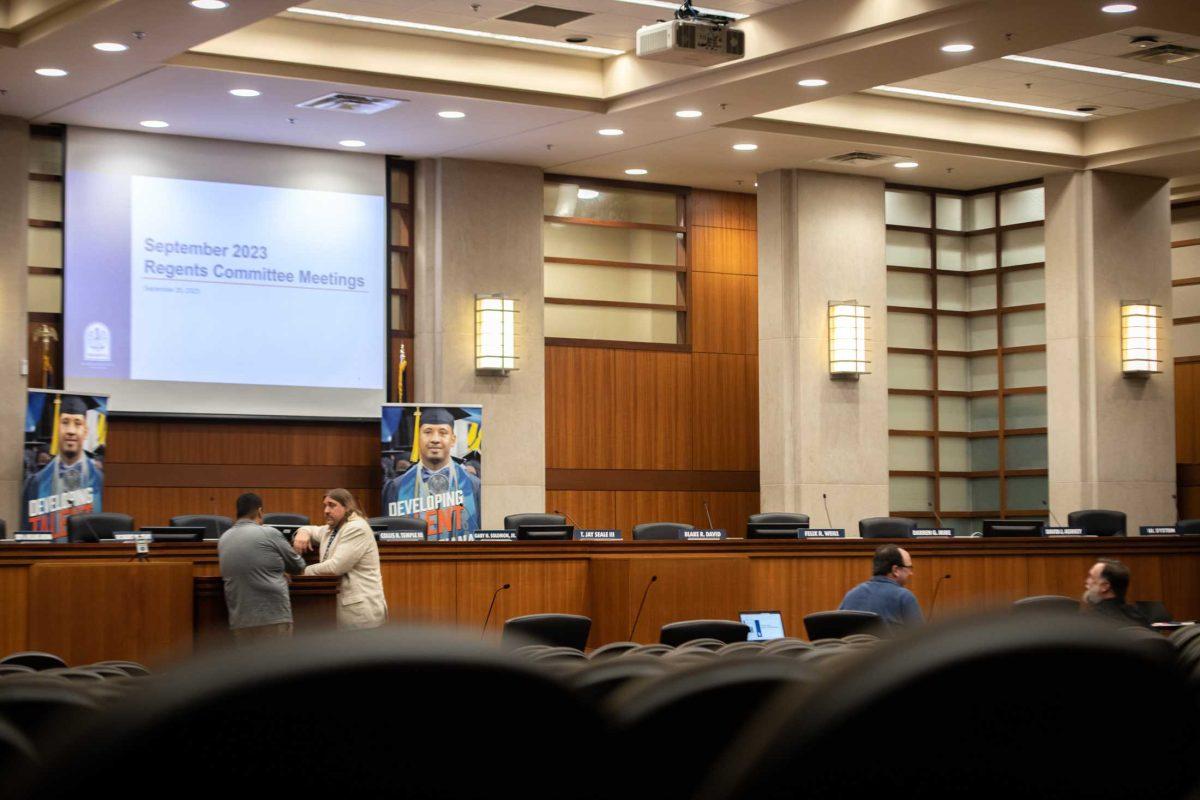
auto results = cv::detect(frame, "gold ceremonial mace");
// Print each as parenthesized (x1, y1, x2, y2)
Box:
(397, 342, 407, 403)
(32, 324, 58, 388)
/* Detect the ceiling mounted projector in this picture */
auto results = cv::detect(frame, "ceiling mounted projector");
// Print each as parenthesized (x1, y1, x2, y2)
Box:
(636, 18, 745, 66)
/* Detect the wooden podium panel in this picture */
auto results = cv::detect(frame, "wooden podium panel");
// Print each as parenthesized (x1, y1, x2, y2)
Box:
(28, 561, 193, 667)
(462, 559, 591, 640)
(590, 556, 751, 645)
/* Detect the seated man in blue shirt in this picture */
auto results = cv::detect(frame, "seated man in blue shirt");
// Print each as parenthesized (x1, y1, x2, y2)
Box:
(839, 544, 924, 627)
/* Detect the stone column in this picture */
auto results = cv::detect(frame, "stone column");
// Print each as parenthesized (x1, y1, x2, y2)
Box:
(1044, 170, 1176, 532)
(413, 158, 545, 528)
(0, 118, 29, 534)
(757, 169, 889, 534)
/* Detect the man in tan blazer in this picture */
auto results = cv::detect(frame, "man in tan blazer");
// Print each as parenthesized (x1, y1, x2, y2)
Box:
(294, 488, 387, 630)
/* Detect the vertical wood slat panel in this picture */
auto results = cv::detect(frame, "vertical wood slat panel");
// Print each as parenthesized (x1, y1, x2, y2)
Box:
(691, 353, 759, 471)
(690, 226, 757, 275)
(1177, 361, 1197, 464)
(545, 346, 616, 469)
(691, 272, 757, 355)
(612, 350, 692, 471)
(690, 190, 757, 230)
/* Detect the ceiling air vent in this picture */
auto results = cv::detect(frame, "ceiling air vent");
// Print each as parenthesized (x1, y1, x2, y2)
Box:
(296, 93, 408, 115)
(1122, 44, 1200, 66)
(498, 5, 592, 26)
(819, 151, 909, 167)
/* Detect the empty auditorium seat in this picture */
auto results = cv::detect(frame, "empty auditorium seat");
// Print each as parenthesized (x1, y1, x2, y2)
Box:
(588, 641, 640, 661)
(1067, 509, 1126, 537)
(660, 620, 750, 647)
(701, 612, 1200, 800)
(1012, 595, 1079, 614)
(568, 655, 667, 704)
(169, 515, 232, 539)
(502, 614, 591, 650)
(0, 652, 66, 671)
(857, 517, 916, 538)
(802, 610, 887, 640)
(28, 629, 619, 799)
(66, 513, 134, 543)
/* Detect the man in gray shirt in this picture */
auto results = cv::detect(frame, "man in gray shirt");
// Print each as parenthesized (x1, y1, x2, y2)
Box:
(218, 492, 306, 642)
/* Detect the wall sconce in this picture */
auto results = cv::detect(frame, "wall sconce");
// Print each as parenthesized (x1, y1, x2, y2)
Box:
(829, 301, 870, 379)
(1120, 301, 1161, 377)
(475, 294, 518, 375)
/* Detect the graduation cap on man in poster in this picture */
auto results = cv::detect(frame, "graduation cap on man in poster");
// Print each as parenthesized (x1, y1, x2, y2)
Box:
(409, 405, 479, 463)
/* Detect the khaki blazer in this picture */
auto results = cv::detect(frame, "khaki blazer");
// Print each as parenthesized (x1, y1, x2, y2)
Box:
(301, 516, 387, 629)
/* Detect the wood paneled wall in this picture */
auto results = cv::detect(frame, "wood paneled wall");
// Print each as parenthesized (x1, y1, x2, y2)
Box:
(1177, 360, 1200, 519)
(546, 190, 760, 533)
(104, 417, 380, 526)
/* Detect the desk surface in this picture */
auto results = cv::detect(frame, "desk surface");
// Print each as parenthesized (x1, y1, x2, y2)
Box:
(2, 537, 1198, 652)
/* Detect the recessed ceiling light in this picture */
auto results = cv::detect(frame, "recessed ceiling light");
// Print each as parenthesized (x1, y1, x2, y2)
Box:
(35, 68, 68, 77)
(229, 88, 260, 97)
(797, 78, 828, 87)
(1002, 54, 1200, 90)
(625, 168, 648, 175)
(612, 0, 748, 20)
(941, 43, 974, 53)
(732, 143, 758, 151)
(93, 42, 128, 52)
(139, 120, 169, 128)
(288, 7, 625, 55)
(565, 36, 589, 44)
(598, 128, 624, 136)
(1101, 3, 1136, 11)
(577, 188, 600, 200)
(339, 140, 366, 148)
(894, 161, 920, 169)
(675, 109, 703, 118)
(438, 110, 466, 119)
(874, 84, 1093, 117)
(190, 0, 228, 9)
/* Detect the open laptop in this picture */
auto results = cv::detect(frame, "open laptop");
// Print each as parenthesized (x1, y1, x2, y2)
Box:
(740, 610, 786, 641)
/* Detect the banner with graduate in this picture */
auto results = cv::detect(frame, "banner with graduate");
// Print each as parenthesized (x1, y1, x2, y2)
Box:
(381, 404, 482, 541)
(22, 390, 108, 537)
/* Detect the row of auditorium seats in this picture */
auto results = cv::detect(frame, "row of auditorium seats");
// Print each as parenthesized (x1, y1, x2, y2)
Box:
(501, 611, 888, 650)
(2, 614, 1197, 799)
(20, 508, 1200, 542)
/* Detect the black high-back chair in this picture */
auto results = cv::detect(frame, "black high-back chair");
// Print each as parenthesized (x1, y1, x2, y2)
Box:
(169, 515, 232, 539)
(702, 612, 1200, 800)
(1067, 509, 1126, 537)
(29, 629, 619, 799)
(0, 518, 6, 538)
(802, 610, 886, 640)
(749, 513, 810, 526)
(660, 620, 749, 647)
(858, 517, 916, 538)
(66, 513, 134, 543)
(368, 516, 429, 534)
(503, 513, 566, 529)
(262, 513, 309, 526)
(1177, 519, 1200, 535)
(502, 614, 591, 650)
(0, 652, 66, 671)
(632, 522, 693, 541)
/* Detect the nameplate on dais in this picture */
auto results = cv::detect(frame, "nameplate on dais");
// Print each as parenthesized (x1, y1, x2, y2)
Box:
(471, 530, 517, 542)
(802, 529, 846, 539)
(683, 529, 726, 541)
(379, 531, 425, 542)
(1042, 527, 1087, 537)
(1139, 526, 1177, 536)
(573, 529, 622, 541)
(912, 529, 953, 538)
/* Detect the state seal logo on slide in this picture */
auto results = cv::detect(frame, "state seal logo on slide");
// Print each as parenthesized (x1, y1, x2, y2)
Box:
(83, 321, 111, 363)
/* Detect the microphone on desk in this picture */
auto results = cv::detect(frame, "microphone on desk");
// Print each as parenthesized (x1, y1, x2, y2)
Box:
(480, 583, 510, 639)
(1042, 499, 1063, 528)
(703, 500, 715, 530)
(930, 573, 952, 621)
(928, 501, 945, 530)
(628, 575, 658, 640)
(553, 509, 579, 529)
(822, 493, 833, 529)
